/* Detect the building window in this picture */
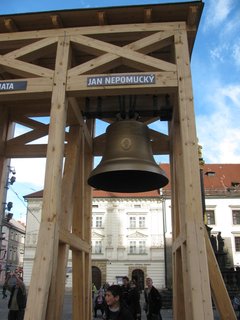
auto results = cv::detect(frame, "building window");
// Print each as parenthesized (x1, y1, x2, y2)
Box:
(130, 217, 136, 228)
(139, 241, 146, 254)
(233, 210, 240, 225)
(9, 250, 13, 261)
(13, 250, 17, 262)
(206, 210, 215, 225)
(129, 216, 146, 228)
(129, 240, 146, 254)
(96, 217, 102, 228)
(92, 216, 103, 228)
(139, 217, 146, 228)
(94, 241, 102, 254)
(129, 241, 137, 254)
(235, 237, 240, 252)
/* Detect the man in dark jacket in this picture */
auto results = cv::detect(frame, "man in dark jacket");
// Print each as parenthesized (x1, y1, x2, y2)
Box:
(4, 273, 27, 320)
(104, 284, 134, 320)
(121, 276, 130, 305)
(128, 280, 141, 320)
(144, 278, 162, 320)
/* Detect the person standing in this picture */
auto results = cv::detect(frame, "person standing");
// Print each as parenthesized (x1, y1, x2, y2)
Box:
(121, 276, 130, 306)
(232, 293, 240, 320)
(4, 273, 27, 320)
(104, 284, 134, 320)
(92, 283, 98, 299)
(128, 280, 141, 320)
(94, 290, 106, 318)
(144, 277, 162, 320)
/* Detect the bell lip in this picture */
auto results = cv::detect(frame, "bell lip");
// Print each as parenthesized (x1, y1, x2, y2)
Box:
(88, 169, 169, 193)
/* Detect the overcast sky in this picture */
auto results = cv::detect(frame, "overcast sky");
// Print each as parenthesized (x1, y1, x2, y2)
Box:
(1, 0, 240, 221)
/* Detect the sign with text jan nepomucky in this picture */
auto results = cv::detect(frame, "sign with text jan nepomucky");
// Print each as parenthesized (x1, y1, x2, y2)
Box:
(0, 81, 27, 92)
(87, 74, 155, 87)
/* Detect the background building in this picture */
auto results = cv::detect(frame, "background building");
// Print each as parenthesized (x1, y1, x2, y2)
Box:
(22, 163, 240, 290)
(23, 188, 166, 290)
(162, 163, 240, 290)
(0, 218, 25, 284)
(91, 189, 165, 290)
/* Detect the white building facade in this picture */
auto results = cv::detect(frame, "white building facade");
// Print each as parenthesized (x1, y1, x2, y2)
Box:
(23, 190, 166, 290)
(22, 164, 240, 290)
(91, 193, 166, 290)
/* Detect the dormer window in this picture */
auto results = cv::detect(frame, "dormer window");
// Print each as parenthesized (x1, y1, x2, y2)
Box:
(232, 182, 240, 187)
(205, 171, 216, 177)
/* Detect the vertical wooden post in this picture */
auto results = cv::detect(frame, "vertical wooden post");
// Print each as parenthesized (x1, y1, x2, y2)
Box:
(170, 120, 188, 319)
(46, 125, 83, 320)
(72, 119, 94, 320)
(205, 229, 236, 319)
(24, 35, 70, 320)
(72, 127, 85, 320)
(170, 27, 214, 319)
(84, 119, 95, 320)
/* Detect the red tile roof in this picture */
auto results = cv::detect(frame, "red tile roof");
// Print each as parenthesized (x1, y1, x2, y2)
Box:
(24, 164, 240, 199)
(160, 163, 240, 196)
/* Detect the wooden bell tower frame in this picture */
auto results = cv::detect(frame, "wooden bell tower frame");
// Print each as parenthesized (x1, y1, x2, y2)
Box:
(0, 2, 236, 319)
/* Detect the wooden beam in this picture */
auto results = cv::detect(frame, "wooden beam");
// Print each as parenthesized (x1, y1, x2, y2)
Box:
(5, 37, 58, 61)
(0, 59, 176, 101)
(68, 97, 92, 150)
(72, 127, 86, 320)
(0, 22, 186, 42)
(187, 6, 199, 27)
(24, 35, 71, 320)
(83, 119, 94, 320)
(8, 103, 50, 117)
(68, 31, 174, 76)
(149, 129, 170, 155)
(172, 29, 214, 319)
(0, 78, 53, 101)
(3, 18, 18, 32)
(50, 15, 64, 28)
(0, 55, 54, 78)
(59, 229, 90, 253)
(11, 116, 49, 130)
(144, 9, 152, 23)
(67, 71, 177, 97)
(7, 125, 49, 146)
(172, 231, 186, 253)
(205, 228, 236, 319)
(68, 52, 121, 76)
(97, 11, 107, 26)
(127, 31, 174, 54)
(70, 34, 176, 73)
(46, 126, 86, 320)
(170, 118, 189, 320)
(5, 144, 48, 158)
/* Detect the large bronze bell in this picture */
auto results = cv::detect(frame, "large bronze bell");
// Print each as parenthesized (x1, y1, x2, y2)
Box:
(88, 120, 169, 193)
